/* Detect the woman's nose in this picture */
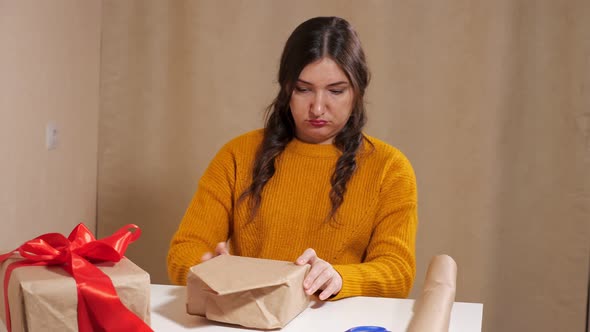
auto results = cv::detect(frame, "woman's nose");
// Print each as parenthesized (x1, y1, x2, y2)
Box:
(310, 92, 325, 117)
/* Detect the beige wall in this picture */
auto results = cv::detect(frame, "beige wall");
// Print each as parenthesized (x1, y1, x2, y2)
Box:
(0, 1, 587, 332)
(99, 1, 590, 331)
(0, 1, 101, 246)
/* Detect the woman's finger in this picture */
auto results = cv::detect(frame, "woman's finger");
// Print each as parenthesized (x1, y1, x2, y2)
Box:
(318, 276, 342, 300)
(295, 248, 317, 265)
(215, 241, 229, 255)
(201, 251, 214, 262)
(305, 262, 333, 295)
(202, 241, 229, 262)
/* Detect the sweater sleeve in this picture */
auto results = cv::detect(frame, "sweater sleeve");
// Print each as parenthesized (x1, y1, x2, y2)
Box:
(167, 144, 237, 285)
(332, 153, 418, 299)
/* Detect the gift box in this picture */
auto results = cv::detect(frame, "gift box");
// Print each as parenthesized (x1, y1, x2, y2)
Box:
(0, 257, 150, 332)
(187, 255, 310, 329)
(0, 224, 153, 332)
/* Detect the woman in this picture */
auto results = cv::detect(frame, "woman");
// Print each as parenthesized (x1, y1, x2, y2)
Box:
(167, 16, 417, 301)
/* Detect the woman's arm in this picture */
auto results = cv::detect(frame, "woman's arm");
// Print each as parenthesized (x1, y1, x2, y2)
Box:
(332, 154, 418, 299)
(167, 145, 237, 285)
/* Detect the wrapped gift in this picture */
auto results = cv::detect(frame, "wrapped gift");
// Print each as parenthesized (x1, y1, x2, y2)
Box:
(0, 224, 153, 332)
(187, 255, 310, 329)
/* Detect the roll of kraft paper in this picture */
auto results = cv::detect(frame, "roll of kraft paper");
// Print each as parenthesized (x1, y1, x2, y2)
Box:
(406, 255, 457, 332)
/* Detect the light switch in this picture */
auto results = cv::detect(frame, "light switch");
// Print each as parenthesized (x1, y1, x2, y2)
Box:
(46, 122, 58, 150)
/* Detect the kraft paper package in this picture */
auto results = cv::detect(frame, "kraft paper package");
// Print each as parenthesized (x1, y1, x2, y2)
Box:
(406, 255, 457, 332)
(0, 257, 151, 332)
(187, 255, 311, 329)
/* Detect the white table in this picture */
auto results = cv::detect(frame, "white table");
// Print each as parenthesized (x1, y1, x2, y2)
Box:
(150, 284, 483, 332)
(0, 284, 482, 332)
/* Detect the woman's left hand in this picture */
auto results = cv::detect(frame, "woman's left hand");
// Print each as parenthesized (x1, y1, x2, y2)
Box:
(295, 248, 343, 300)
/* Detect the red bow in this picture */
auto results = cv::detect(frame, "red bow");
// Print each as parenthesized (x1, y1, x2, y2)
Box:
(0, 223, 153, 332)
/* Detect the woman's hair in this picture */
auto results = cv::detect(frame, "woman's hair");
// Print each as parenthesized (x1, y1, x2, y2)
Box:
(240, 16, 370, 223)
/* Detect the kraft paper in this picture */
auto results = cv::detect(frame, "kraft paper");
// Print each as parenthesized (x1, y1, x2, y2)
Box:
(186, 255, 310, 329)
(406, 254, 457, 332)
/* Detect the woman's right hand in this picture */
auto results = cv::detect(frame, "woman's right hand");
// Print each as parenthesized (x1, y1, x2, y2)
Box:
(201, 241, 229, 262)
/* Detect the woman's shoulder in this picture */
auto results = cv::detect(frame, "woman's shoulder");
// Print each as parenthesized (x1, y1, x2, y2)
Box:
(362, 134, 407, 158)
(209, 129, 262, 168)
(361, 134, 414, 172)
(221, 129, 264, 152)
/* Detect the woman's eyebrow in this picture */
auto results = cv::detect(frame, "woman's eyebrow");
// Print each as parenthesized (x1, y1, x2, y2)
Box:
(326, 81, 349, 87)
(297, 79, 350, 87)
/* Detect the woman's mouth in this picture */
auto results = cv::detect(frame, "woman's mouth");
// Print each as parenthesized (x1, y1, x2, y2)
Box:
(308, 120, 327, 127)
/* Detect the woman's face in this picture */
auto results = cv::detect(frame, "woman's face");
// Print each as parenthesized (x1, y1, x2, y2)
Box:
(290, 57, 354, 145)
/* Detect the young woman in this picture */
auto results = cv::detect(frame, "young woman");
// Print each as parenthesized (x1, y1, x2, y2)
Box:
(167, 16, 417, 301)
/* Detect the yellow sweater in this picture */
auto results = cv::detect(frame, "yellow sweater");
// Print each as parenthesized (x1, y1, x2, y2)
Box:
(167, 130, 418, 299)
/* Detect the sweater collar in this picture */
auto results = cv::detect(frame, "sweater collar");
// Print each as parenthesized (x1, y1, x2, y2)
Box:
(285, 138, 342, 158)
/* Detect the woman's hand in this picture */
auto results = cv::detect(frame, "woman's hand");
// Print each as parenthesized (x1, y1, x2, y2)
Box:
(295, 248, 342, 300)
(201, 241, 229, 262)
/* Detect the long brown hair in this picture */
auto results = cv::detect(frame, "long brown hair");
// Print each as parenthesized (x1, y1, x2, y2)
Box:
(240, 16, 370, 222)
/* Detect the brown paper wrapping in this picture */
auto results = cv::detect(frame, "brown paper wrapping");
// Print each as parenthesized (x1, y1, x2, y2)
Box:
(0, 257, 151, 332)
(406, 254, 457, 332)
(187, 255, 310, 329)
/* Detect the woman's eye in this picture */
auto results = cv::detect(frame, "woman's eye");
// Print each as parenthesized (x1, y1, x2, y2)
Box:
(295, 86, 309, 93)
(330, 90, 344, 95)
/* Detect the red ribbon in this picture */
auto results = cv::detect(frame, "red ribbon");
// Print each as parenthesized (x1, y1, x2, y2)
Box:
(0, 223, 153, 332)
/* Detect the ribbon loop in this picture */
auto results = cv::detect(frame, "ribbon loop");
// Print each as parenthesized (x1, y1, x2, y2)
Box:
(67, 224, 97, 250)
(74, 224, 141, 262)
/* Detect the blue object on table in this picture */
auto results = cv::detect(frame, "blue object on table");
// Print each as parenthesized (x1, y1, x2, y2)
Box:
(345, 326, 390, 332)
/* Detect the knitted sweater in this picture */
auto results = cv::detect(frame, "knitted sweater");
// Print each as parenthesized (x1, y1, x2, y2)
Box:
(167, 129, 418, 299)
